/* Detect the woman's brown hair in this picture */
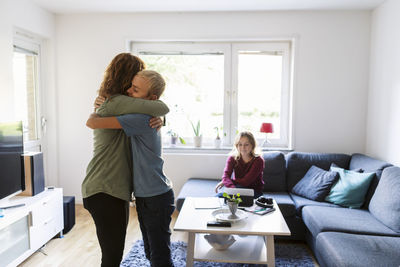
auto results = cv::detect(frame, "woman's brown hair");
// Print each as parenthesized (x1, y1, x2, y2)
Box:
(98, 53, 145, 97)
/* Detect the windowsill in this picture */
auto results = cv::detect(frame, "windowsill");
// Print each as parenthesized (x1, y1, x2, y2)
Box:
(162, 146, 293, 155)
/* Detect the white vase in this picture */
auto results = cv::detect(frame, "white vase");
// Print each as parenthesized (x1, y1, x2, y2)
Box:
(227, 201, 239, 219)
(194, 136, 202, 148)
(214, 138, 221, 149)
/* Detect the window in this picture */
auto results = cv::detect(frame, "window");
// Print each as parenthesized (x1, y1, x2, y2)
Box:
(132, 41, 292, 149)
(13, 31, 43, 152)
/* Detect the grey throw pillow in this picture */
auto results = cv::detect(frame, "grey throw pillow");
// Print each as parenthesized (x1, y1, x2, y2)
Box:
(292, 165, 339, 201)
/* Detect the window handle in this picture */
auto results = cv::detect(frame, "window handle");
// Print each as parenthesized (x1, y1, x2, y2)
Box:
(41, 116, 47, 134)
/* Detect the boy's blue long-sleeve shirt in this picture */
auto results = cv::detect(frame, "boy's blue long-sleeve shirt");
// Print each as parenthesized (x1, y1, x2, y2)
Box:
(117, 113, 172, 197)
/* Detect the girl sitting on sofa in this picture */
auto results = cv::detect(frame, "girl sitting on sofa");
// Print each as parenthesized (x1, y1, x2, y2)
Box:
(215, 131, 265, 198)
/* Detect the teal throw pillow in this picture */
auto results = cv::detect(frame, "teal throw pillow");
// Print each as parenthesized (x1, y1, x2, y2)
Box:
(325, 166, 375, 208)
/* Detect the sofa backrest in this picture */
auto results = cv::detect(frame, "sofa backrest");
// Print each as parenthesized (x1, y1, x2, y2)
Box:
(369, 166, 400, 233)
(286, 152, 351, 191)
(350, 153, 392, 208)
(262, 152, 287, 192)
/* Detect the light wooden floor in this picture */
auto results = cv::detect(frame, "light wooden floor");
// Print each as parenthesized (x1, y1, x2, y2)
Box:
(19, 204, 187, 267)
(20, 204, 318, 267)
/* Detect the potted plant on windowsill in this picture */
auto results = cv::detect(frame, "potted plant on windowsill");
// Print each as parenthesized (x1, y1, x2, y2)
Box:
(214, 127, 222, 149)
(222, 192, 242, 219)
(167, 130, 186, 147)
(190, 120, 202, 148)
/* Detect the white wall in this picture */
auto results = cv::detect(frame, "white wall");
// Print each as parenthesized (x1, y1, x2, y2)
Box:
(55, 11, 371, 202)
(367, 0, 400, 166)
(0, 0, 58, 186)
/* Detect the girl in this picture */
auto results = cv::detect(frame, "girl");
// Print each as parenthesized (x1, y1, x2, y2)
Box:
(215, 131, 265, 198)
(82, 53, 167, 267)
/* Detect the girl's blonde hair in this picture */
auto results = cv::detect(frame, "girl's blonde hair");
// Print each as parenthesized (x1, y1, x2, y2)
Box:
(231, 131, 259, 160)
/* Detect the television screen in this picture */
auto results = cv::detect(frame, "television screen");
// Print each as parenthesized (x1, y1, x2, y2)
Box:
(0, 121, 24, 201)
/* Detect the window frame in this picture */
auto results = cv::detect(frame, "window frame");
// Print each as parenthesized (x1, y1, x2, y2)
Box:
(130, 39, 294, 149)
(231, 42, 292, 148)
(13, 29, 44, 152)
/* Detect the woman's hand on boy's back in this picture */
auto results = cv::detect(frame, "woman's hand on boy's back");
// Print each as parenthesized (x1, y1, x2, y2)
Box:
(149, 117, 163, 131)
(94, 96, 106, 111)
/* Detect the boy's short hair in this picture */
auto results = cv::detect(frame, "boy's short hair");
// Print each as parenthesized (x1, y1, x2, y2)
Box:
(136, 70, 166, 99)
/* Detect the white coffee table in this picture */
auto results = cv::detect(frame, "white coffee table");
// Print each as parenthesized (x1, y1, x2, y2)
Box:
(174, 197, 291, 267)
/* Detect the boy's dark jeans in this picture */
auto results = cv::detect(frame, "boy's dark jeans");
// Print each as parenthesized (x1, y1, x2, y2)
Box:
(136, 189, 175, 267)
(83, 193, 129, 267)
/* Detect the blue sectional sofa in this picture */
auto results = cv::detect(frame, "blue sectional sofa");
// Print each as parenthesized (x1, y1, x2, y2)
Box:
(176, 152, 400, 267)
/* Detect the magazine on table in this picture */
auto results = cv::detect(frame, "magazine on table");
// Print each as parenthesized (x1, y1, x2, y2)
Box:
(244, 205, 275, 215)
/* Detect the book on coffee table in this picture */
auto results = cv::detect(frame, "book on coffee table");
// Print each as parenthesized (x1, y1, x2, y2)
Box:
(193, 197, 223, 209)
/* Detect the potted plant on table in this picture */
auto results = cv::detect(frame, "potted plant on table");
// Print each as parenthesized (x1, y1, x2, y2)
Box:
(222, 192, 242, 219)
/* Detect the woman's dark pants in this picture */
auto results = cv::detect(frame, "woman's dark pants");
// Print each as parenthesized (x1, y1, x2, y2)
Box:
(83, 193, 129, 267)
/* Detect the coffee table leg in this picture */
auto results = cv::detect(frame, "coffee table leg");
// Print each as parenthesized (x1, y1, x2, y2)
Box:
(265, 235, 275, 267)
(186, 232, 195, 267)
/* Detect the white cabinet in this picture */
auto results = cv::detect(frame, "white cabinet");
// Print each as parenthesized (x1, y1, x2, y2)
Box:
(0, 188, 63, 267)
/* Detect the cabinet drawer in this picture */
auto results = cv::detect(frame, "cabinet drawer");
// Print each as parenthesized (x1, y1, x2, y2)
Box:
(30, 216, 60, 251)
(30, 194, 61, 227)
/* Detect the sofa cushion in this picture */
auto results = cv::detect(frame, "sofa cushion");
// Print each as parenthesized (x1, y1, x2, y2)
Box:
(262, 152, 287, 192)
(302, 205, 400, 238)
(262, 192, 296, 217)
(349, 153, 392, 178)
(325, 166, 375, 208)
(176, 178, 219, 211)
(315, 232, 400, 267)
(331, 162, 363, 172)
(350, 153, 392, 208)
(369, 166, 400, 233)
(291, 166, 339, 201)
(290, 193, 338, 215)
(286, 152, 351, 191)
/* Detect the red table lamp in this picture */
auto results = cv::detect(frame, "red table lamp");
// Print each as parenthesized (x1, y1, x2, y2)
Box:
(260, 123, 273, 146)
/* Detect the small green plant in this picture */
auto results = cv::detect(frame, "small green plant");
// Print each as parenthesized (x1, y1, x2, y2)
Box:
(214, 126, 221, 139)
(167, 129, 178, 137)
(167, 130, 186, 144)
(190, 120, 201, 136)
(222, 192, 242, 204)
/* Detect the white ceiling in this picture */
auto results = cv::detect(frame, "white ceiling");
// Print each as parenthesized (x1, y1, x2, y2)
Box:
(31, 0, 386, 14)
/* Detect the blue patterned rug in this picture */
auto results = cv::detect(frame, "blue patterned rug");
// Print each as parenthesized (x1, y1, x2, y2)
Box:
(121, 240, 315, 267)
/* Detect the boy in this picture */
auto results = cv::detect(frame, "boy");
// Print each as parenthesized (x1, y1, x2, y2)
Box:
(86, 70, 174, 267)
